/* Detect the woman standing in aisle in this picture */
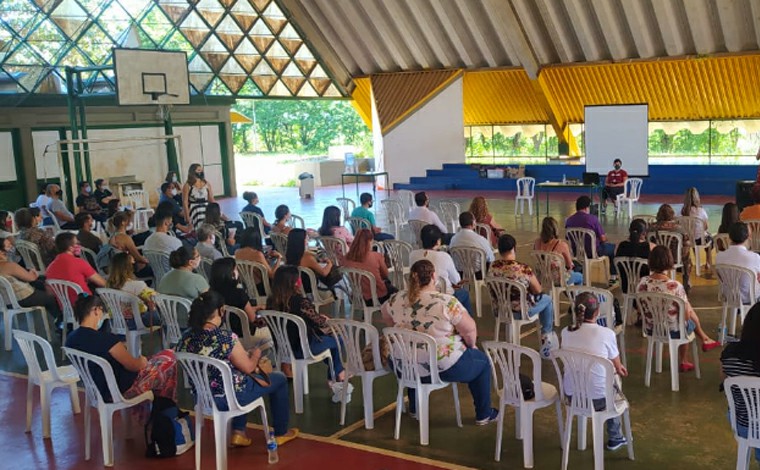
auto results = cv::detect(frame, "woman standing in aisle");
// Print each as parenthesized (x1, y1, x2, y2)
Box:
(182, 163, 216, 229)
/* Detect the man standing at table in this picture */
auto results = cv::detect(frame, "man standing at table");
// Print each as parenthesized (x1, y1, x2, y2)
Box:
(601, 158, 627, 213)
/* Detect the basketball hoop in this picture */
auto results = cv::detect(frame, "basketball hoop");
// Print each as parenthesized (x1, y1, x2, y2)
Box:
(157, 103, 173, 121)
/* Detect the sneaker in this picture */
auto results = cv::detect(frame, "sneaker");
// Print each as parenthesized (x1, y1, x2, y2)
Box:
(330, 381, 354, 403)
(606, 437, 627, 451)
(475, 408, 499, 426)
(540, 331, 560, 359)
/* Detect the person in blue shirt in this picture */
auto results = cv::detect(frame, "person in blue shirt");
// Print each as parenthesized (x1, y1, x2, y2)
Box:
(242, 191, 271, 234)
(350, 192, 394, 241)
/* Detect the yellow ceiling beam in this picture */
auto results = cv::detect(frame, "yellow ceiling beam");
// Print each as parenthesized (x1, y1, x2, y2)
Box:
(351, 77, 373, 130)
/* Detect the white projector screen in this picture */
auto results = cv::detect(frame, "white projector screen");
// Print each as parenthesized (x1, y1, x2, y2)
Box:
(585, 104, 649, 176)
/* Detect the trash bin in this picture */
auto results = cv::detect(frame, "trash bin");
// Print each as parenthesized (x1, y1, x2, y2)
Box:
(737, 180, 755, 211)
(298, 172, 314, 199)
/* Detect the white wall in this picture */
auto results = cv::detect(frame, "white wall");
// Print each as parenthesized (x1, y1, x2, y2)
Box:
(381, 76, 464, 185)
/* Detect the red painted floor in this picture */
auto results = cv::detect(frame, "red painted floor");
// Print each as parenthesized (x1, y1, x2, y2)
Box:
(0, 375, 448, 469)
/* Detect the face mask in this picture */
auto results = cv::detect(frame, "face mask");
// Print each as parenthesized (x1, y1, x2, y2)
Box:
(614, 164, 621, 170)
(190, 257, 200, 269)
(210, 235, 216, 246)
(368, 202, 373, 208)
(126, 222, 134, 231)
(102, 186, 110, 192)
(172, 175, 178, 183)
(72, 245, 82, 257)
(37, 218, 44, 227)
(170, 188, 178, 196)
(84, 186, 91, 193)
(233, 269, 239, 281)
(196, 172, 205, 180)
(56, 190, 63, 197)
(96, 312, 106, 330)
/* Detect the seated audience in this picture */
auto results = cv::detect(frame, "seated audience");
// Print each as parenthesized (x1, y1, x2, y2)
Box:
(163, 171, 183, 204)
(409, 191, 454, 245)
(75, 181, 107, 222)
(615, 218, 655, 295)
(46, 184, 77, 229)
(235, 228, 281, 290)
(144, 211, 183, 254)
(561, 292, 629, 450)
(0, 236, 61, 324)
(469, 196, 503, 246)
(75, 212, 102, 254)
(681, 187, 713, 270)
(157, 246, 209, 300)
(109, 211, 151, 277)
(176, 291, 297, 447)
(272, 204, 293, 235)
(719, 202, 740, 234)
(285, 228, 337, 291)
(534, 216, 583, 286)
(196, 224, 223, 260)
(343, 229, 395, 304)
(155, 199, 192, 236)
(636, 246, 719, 372)
(721, 303, 760, 461)
(15, 207, 56, 266)
(318, 205, 353, 244)
(351, 192, 394, 241)
(715, 222, 760, 304)
(93, 178, 119, 213)
(46, 232, 106, 305)
(740, 190, 760, 221)
(242, 191, 271, 234)
(488, 233, 557, 357)
(208, 257, 264, 337)
(35, 184, 53, 225)
(205, 202, 243, 254)
(409, 224, 472, 312)
(652, 203, 692, 293)
(266, 266, 348, 402)
(106, 252, 161, 329)
(381, 259, 498, 424)
(450, 211, 495, 266)
(565, 195, 615, 274)
(67, 294, 177, 404)
(0, 211, 12, 239)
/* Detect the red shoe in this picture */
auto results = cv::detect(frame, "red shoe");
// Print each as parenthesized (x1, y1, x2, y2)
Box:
(679, 362, 695, 373)
(702, 340, 720, 352)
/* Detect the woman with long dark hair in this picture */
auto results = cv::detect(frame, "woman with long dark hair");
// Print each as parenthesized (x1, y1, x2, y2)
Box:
(272, 205, 292, 235)
(615, 218, 655, 295)
(182, 163, 216, 229)
(533, 216, 583, 286)
(176, 291, 297, 447)
(266, 265, 348, 401)
(204, 202, 242, 254)
(285, 228, 335, 289)
(719, 202, 740, 234)
(343, 229, 395, 303)
(208, 257, 263, 337)
(318, 205, 353, 244)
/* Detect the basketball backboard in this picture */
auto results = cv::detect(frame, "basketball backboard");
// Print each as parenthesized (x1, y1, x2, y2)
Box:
(113, 48, 190, 106)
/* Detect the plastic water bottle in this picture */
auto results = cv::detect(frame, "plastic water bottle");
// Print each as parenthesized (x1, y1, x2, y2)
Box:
(267, 434, 279, 464)
(562, 174, 566, 184)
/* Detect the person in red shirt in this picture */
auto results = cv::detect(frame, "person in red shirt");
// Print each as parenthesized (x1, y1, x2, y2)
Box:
(46, 232, 106, 305)
(602, 158, 628, 212)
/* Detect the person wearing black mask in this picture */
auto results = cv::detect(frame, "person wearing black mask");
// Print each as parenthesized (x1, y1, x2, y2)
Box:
(601, 158, 628, 213)
(182, 163, 217, 229)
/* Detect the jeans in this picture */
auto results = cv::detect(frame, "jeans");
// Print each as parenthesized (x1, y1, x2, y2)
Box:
(514, 295, 554, 335)
(453, 287, 472, 313)
(126, 310, 161, 330)
(407, 348, 493, 421)
(294, 335, 344, 380)
(730, 410, 760, 461)
(215, 372, 290, 435)
(566, 396, 623, 441)
(599, 242, 617, 275)
(568, 271, 584, 286)
(373, 232, 395, 241)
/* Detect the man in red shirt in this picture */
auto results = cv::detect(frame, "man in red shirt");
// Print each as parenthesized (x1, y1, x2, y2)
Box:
(46, 232, 106, 306)
(602, 158, 628, 212)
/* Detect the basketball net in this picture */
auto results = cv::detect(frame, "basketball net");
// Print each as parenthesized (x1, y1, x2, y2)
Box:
(157, 103, 173, 121)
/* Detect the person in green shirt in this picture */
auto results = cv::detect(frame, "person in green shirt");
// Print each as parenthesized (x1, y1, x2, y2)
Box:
(157, 246, 209, 300)
(350, 193, 394, 241)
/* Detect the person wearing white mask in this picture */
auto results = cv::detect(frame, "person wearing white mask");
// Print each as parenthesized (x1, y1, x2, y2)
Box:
(144, 211, 183, 254)
(76, 181, 107, 222)
(164, 171, 183, 204)
(196, 223, 223, 260)
(157, 246, 209, 300)
(108, 211, 151, 276)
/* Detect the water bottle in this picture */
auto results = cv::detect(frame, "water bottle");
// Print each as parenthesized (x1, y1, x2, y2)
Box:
(267, 434, 279, 464)
(562, 174, 566, 184)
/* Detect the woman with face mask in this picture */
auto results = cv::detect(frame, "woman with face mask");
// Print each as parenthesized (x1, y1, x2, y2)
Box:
(66, 294, 178, 405)
(107, 211, 151, 277)
(182, 163, 216, 230)
(157, 246, 209, 300)
(208, 257, 265, 338)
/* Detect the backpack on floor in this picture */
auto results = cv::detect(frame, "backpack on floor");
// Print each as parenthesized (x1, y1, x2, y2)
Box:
(145, 396, 194, 458)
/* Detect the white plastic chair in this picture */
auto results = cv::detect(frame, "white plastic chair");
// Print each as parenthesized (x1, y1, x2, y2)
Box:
(318, 235, 348, 267)
(486, 276, 540, 345)
(153, 293, 191, 349)
(437, 200, 461, 234)
(615, 178, 643, 219)
(531, 250, 569, 327)
(175, 352, 269, 470)
(652, 231, 684, 281)
(124, 189, 148, 210)
(515, 177, 535, 215)
(13, 329, 81, 438)
(335, 197, 356, 221)
(259, 310, 335, 414)
(384, 239, 412, 290)
(380, 199, 406, 239)
(715, 264, 756, 344)
(239, 211, 267, 241)
(395, 190, 415, 216)
(222, 305, 272, 351)
(45, 279, 82, 355)
(269, 232, 289, 255)
(63, 347, 154, 467)
(297, 266, 339, 315)
(566, 228, 610, 286)
(676, 215, 711, 276)
(634, 292, 700, 392)
(450, 246, 487, 318)
(15, 239, 47, 275)
(614, 257, 648, 329)
(96, 288, 161, 358)
(79, 246, 108, 277)
(408, 219, 427, 249)
(212, 230, 231, 258)
(327, 319, 389, 429)
(551, 349, 635, 470)
(236, 260, 271, 307)
(745, 220, 760, 252)
(724, 376, 760, 470)
(346, 216, 371, 234)
(144, 250, 171, 285)
(475, 223, 494, 247)
(383, 327, 462, 446)
(287, 213, 306, 230)
(632, 214, 656, 228)
(341, 266, 382, 323)
(483, 341, 562, 466)
(0, 276, 51, 351)
(197, 257, 214, 282)
(564, 286, 627, 367)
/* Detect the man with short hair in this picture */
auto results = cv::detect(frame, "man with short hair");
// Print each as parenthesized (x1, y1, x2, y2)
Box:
(449, 211, 495, 266)
(93, 179, 119, 215)
(716, 222, 760, 304)
(409, 224, 471, 312)
(46, 184, 77, 229)
(45, 232, 106, 306)
(601, 158, 628, 212)
(157, 187, 192, 234)
(75, 181, 107, 222)
(565, 195, 616, 273)
(196, 223, 223, 260)
(144, 211, 183, 254)
(351, 192, 394, 241)
(75, 212, 102, 254)
(409, 191, 454, 244)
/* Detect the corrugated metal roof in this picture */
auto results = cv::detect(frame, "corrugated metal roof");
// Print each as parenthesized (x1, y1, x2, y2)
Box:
(463, 69, 548, 125)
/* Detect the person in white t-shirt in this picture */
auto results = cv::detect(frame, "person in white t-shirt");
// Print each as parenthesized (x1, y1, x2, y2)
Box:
(409, 192, 454, 245)
(681, 187, 713, 270)
(716, 222, 760, 304)
(561, 292, 629, 451)
(144, 211, 183, 254)
(409, 224, 471, 313)
(449, 211, 495, 266)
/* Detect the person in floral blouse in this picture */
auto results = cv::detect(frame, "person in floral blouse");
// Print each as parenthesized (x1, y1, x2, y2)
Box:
(381, 259, 498, 425)
(636, 245, 719, 373)
(176, 291, 298, 447)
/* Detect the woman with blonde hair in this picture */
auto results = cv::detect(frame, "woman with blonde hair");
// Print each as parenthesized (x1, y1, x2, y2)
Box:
(652, 203, 693, 292)
(533, 217, 583, 286)
(468, 196, 503, 246)
(381, 259, 498, 425)
(106, 252, 161, 329)
(681, 187, 713, 270)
